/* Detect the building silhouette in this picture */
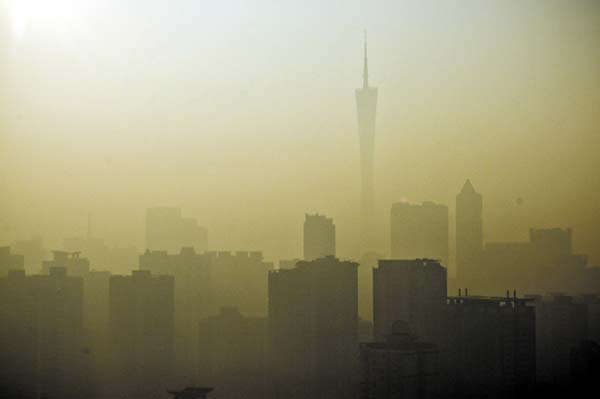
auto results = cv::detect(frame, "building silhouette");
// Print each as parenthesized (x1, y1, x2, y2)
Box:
(0, 267, 87, 399)
(303, 213, 336, 261)
(140, 248, 272, 383)
(446, 294, 536, 398)
(390, 202, 449, 267)
(527, 294, 588, 386)
(456, 179, 483, 285)
(146, 207, 208, 253)
(41, 250, 90, 277)
(0, 246, 24, 277)
(197, 307, 267, 399)
(360, 320, 440, 399)
(355, 33, 378, 254)
(268, 256, 358, 399)
(373, 259, 447, 345)
(479, 227, 598, 295)
(12, 237, 48, 275)
(109, 270, 175, 399)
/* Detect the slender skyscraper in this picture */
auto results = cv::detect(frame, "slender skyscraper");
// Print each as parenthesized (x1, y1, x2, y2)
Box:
(455, 179, 483, 285)
(355, 33, 378, 253)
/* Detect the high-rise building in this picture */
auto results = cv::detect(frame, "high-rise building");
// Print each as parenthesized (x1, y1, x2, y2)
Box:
(198, 307, 267, 399)
(455, 179, 483, 284)
(0, 267, 87, 399)
(268, 256, 358, 399)
(446, 294, 536, 397)
(146, 207, 208, 253)
(360, 321, 440, 399)
(527, 294, 588, 385)
(0, 246, 24, 277)
(109, 270, 175, 399)
(390, 202, 449, 266)
(303, 213, 336, 261)
(355, 33, 378, 254)
(373, 259, 447, 345)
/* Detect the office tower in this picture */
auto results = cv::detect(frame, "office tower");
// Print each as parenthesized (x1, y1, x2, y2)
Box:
(456, 179, 483, 284)
(0, 246, 24, 277)
(41, 250, 90, 276)
(446, 294, 536, 398)
(0, 267, 87, 399)
(198, 307, 267, 399)
(12, 236, 48, 274)
(390, 201, 449, 267)
(146, 207, 208, 253)
(355, 33, 378, 254)
(373, 259, 447, 345)
(109, 270, 175, 399)
(528, 294, 588, 385)
(360, 321, 440, 399)
(303, 213, 336, 260)
(269, 256, 358, 399)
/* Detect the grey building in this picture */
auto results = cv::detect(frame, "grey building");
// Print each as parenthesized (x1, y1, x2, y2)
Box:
(303, 213, 335, 261)
(390, 202, 448, 267)
(269, 256, 358, 399)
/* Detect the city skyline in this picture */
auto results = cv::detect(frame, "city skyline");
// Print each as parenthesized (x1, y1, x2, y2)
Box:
(1, 1, 599, 267)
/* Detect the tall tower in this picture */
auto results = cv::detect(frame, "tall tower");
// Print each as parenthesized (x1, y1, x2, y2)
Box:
(355, 32, 378, 254)
(455, 179, 483, 285)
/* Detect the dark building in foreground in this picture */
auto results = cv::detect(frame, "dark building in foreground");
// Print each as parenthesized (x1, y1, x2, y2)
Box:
(268, 256, 358, 399)
(446, 294, 536, 398)
(198, 307, 267, 399)
(303, 213, 336, 261)
(0, 268, 87, 399)
(390, 202, 449, 267)
(527, 294, 588, 386)
(109, 270, 174, 399)
(360, 320, 440, 399)
(373, 259, 447, 345)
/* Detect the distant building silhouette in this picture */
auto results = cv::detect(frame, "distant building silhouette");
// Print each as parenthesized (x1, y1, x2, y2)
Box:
(146, 207, 208, 253)
(360, 321, 440, 399)
(373, 259, 447, 345)
(303, 213, 336, 261)
(109, 270, 174, 399)
(390, 202, 449, 267)
(0, 267, 87, 399)
(0, 246, 24, 277)
(278, 258, 301, 270)
(12, 236, 48, 274)
(355, 33, 378, 254)
(479, 227, 598, 295)
(446, 294, 536, 398)
(197, 307, 267, 399)
(456, 179, 483, 285)
(269, 256, 358, 399)
(41, 250, 90, 276)
(140, 248, 272, 383)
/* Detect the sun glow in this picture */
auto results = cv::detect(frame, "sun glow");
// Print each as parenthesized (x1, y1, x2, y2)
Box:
(9, 0, 83, 40)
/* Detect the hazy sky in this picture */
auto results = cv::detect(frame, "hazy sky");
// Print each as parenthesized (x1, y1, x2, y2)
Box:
(1, 0, 599, 269)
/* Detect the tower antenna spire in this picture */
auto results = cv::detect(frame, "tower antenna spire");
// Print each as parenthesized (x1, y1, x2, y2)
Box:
(363, 30, 369, 88)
